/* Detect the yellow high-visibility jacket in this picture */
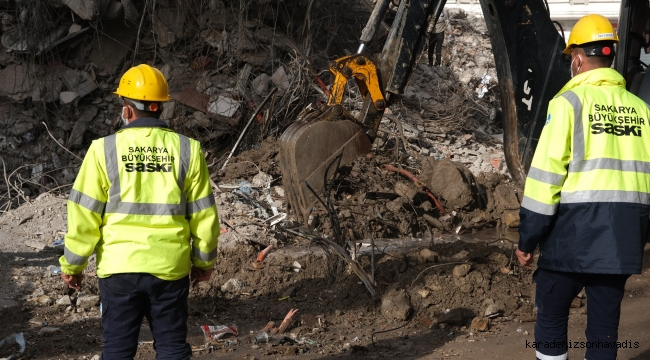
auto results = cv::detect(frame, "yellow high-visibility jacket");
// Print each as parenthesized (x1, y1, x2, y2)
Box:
(519, 67, 650, 274)
(60, 118, 220, 280)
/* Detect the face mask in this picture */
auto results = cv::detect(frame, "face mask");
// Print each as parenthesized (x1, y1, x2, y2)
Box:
(121, 106, 129, 125)
(570, 56, 582, 78)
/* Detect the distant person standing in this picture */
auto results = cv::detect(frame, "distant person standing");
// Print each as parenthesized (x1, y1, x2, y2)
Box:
(428, 9, 449, 66)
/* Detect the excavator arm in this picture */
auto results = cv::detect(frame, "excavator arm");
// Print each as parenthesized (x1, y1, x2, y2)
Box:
(280, 0, 569, 225)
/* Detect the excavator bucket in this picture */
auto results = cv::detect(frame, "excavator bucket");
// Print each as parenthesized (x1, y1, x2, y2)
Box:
(279, 54, 385, 226)
(279, 112, 371, 225)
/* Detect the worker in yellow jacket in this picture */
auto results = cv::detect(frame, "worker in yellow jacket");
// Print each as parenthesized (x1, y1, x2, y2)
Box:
(59, 64, 220, 360)
(516, 15, 650, 360)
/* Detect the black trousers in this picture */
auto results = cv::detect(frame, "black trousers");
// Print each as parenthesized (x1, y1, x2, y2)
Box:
(99, 274, 192, 360)
(428, 32, 444, 66)
(533, 268, 630, 360)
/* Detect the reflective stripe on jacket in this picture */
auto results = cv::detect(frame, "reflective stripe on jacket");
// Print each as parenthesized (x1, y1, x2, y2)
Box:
(60, 118, 220, 280)
(519, 68, 650, 274)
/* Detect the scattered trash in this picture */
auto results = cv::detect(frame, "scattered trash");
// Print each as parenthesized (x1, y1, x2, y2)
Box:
(254, 331, 269, 343)
(237, 180, 253, 195)
(266, 213, 287, 226)
(0, 333, 26, 360)
(476, 73, 492, 98)
(297, 337, 318, 346)
(48, 265, 62, 275)
(200, 324, 238, 341)
(256, 245, 273, 262)
(291, 261, 302, 273)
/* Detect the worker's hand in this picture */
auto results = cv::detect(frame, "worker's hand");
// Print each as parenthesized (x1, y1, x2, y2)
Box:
(61, 274, 83, 290)
(515, 248, 534, 269)
(190, 266, 213, 287)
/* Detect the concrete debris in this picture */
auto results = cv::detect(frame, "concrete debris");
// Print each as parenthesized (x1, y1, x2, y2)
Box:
(483, 298, 505, 317)
(174, 88, 210, 113)
(470, 317, 489, 331)
(104, 1, 123, 19)
(0, 64, 35, 101)
(68, 106, 98, 149)
(61, 0, 100, 20)
(154, 7, 187, 47)
(208, 96, 240, 117)
(87, 19, 135, 76)
(381, 287, 413, 322)
(160, 101, 176, 121)
(185, 111, 211, 128)
(60, 91, 79, 104)
(121, 0, 139, 22)
(221, 278, 245, 292)
(270, 66, 291, 92)
(69, 23, 83, 34)
(56, 296, 71, 307)
(38, 327, 60, 334)
(202, 29, 226, 49)
(252, 74, 271, 96)
(62, 69, 97, 99)
(77, 295, 100, 308)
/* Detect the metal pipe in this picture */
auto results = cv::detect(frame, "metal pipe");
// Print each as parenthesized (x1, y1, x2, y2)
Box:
(359, 0, 391, 44)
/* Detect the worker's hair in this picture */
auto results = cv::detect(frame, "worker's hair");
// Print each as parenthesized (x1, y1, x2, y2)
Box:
(589, 55, 614, 68)
(123, 98, 163, 119)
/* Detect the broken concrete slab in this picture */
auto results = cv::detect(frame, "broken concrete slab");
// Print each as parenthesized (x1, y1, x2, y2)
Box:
(154, 7, 186, 47)
(121, 0, 139, 22)
(173, 88, 209, 113)
(252, 74, 271, 96)
(87, 19, 135, 76)
(160, 100, 176, 120)
(104, 0, 123, 19)
(271, 66, 290, 92)
(202, 29, 225, 49)
(235, 64, 252, 98)
(0, 64, 35, 101)
(60, 91, 79, 104)
(61, 69, 97, 98)
(184, 111, 211, 128)
(68, 106, 98, 149)
(208, 95, 240, 117)
(32, 71, 65, 103)
(62, 0, 100, 20)
(77, 295, 99, 308)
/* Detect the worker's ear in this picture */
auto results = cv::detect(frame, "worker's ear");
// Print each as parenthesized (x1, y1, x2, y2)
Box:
(123, 103, 134, 120)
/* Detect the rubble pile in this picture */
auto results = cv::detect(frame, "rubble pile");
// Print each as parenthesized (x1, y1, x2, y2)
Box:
(0, 0, 371, 211)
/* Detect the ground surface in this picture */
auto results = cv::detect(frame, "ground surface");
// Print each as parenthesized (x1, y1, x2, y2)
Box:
(1, 194, 649, 360)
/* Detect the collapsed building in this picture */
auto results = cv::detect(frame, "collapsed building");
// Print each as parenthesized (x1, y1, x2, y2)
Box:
(0, 2, 537, 358)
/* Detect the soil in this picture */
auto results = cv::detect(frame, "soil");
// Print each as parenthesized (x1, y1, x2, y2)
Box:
(1, 186, 650, 360)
